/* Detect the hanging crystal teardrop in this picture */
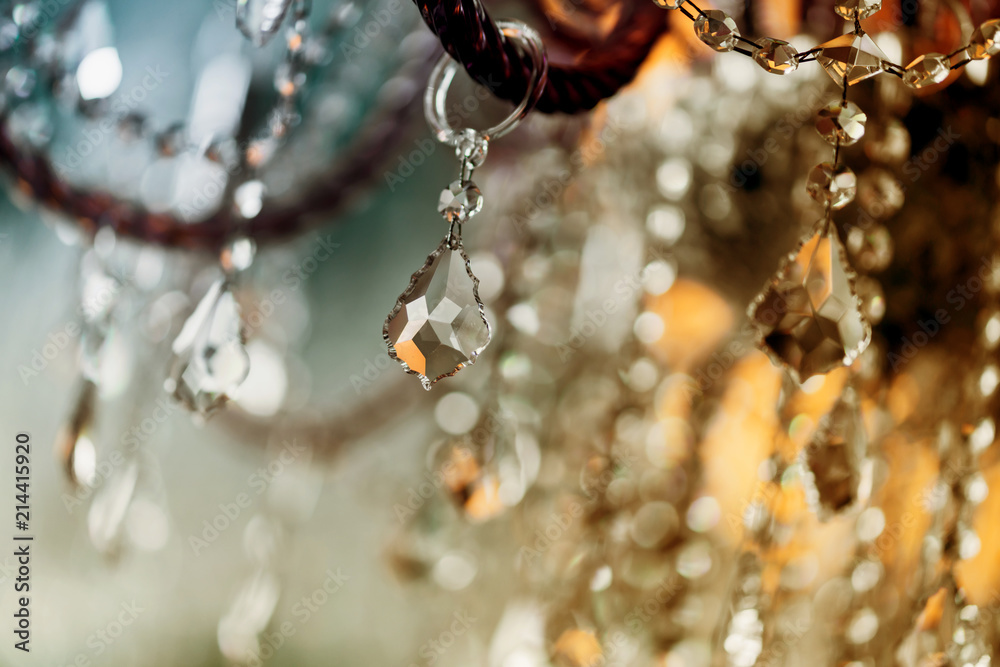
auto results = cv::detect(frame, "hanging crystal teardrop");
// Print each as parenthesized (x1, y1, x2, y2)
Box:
(166, 278, 251, 416)
(54, 380, 98, 489)
(747, 224, 871, 381)
(236, 0, 294, 46)
(384, 238, 492, 390)
(800, 386, 870, 519)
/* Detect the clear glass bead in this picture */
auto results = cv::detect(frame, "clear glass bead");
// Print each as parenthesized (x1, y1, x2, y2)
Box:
(847, 224, 893, 272)
(815, 101, 867, 146)
(807, 163, 857, 210)
(855, 276, 886, 324)
(903, 53, 950, 88)
(754, 38, 798, 74)
(167, 279, 250, 417)
(969, 19, 1000, 60)
(857, 168, 904, 218)
(651, 0, 686, 9)
(454, 129, 488, 168)
(220, 236, 257, 273)
(833, 0, 881, 21)
(233, 180, 266, 220)
(694, 10, 740, 52)
(438, 180, 484, 223)
(155, 122, 186, 157)
(236, 0, 293, 47)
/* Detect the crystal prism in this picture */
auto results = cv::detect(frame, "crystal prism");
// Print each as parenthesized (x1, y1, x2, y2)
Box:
(800, 387, 869, 519)
(833, 0, 881, 21)
(747, 225, 871, 381)
(970, 19, 1000, 59)
(167, 278, 250, 416)
(807, 162, 857, 210)
(236, 0, 293, 46)
(651, 0, 686, 8)
(815, 33, 889, 85)
(694, 10, 740, 52)
(384, 240, 491, 390)
(754, 38, 799, 74)
(815, 101, 867, 146)
(438, 180, 483, 224)
(903, 53, 950, 88)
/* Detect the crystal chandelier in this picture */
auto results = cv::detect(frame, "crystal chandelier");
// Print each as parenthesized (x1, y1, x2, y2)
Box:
(1, 0, 1000, 664)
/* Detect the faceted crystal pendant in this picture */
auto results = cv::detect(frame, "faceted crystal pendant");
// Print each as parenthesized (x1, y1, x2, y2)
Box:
(815, 101, 867, 146)
(236, 0, 293, 46)
(747, 225, 871, 381)
(800, 387, 869, 519)
(815, 33, 890, 85)
(807, 162, 857, 210)
(754, 38, 799, 74)
(438, 180, 484, 224)
(694, 10, 740, 52)
(970, 19, 1000, 59)
(903, 54, 951, 88)
(384, 239, 491, 390)
(167, 278, 251, 416)
(833, 0, 881, 21)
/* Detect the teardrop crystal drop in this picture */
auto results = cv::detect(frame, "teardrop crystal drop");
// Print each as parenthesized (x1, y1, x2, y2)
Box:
(384, 239, 491, 389)
(167, 278, 250, 416)
(236, 0, 293, 46)
(54, 380, 98, 488)
(747, 225, 872, 381)
(800, 387, 869, 519)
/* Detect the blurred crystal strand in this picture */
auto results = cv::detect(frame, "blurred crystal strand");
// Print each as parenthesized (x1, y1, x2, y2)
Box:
(945, 594, 992, 667)
(166, 278, 250, 417)
(79, 245, 124, 383)
(54, 379, 98, 488)
(217, 566, 281, 665)
(800, 385, 871, 519)
(87, 457, 140, 557)
(896, 578, 960, 667)
(719, 552, 766, 667)
(236, 0, 294, 46)
(443, 397, 541, 520)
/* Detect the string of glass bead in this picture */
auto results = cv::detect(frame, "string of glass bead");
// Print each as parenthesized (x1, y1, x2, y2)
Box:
(651, 0, 1000, 90)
